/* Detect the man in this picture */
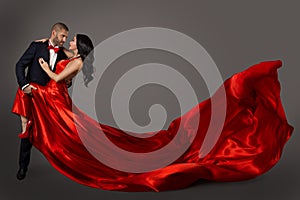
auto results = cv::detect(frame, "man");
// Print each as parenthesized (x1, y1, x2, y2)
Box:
(14, 22, 70, 180)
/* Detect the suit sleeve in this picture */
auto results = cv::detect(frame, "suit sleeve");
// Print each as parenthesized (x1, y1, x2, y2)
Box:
(16, 42, 37, 88)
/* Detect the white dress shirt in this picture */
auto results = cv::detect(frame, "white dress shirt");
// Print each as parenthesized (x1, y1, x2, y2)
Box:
(48, 40, 58, 71)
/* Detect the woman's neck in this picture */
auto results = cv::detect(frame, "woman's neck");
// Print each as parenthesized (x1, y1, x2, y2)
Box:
(69, 54, 81, 60)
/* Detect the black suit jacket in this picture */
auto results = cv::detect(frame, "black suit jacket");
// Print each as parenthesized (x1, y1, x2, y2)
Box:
(16, 41, 67, 88)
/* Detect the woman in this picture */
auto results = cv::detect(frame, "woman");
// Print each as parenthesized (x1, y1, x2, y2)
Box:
(12, 34, 293, 192)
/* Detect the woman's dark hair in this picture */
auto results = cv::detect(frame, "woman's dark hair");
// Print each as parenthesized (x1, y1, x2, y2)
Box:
(76, 34, 94, 87)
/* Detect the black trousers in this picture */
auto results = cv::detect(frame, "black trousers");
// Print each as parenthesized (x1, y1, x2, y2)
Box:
(19, 138, 32, 170)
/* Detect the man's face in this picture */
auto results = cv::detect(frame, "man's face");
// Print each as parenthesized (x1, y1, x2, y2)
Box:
(52, 29, 68, 47)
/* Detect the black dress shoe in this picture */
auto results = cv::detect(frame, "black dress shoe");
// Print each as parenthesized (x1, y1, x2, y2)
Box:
(16, 168, 27, 180)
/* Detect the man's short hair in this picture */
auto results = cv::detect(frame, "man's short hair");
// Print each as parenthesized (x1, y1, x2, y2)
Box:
(51, 22, 69, 32)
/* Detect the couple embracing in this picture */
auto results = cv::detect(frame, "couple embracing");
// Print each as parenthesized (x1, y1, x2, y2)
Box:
(12, 22, 293, 192)
(13, 22, 94, 180)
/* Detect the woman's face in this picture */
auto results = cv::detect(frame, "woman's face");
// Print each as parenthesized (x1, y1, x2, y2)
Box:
(69, 36, 77, 51)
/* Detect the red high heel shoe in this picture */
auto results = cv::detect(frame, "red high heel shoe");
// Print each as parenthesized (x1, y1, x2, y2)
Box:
(18, 120, 33, 139)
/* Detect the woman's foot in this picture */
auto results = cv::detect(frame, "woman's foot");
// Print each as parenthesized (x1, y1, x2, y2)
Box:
(18, 120, 33, 139)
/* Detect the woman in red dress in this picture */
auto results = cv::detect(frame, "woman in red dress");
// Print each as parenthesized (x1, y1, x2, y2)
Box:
(12, 33, 293, 192)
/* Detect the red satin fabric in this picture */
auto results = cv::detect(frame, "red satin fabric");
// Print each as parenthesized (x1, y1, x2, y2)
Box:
(12, 59, 293, 192)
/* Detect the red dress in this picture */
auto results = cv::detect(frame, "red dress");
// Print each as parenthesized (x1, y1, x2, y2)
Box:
(12, 59, 293, 192)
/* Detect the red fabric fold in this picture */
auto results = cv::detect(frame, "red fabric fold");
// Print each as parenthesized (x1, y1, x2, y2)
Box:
(12, 60, 293, 191)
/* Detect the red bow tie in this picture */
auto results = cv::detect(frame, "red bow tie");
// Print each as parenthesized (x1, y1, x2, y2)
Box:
(48, 45, 60, 53)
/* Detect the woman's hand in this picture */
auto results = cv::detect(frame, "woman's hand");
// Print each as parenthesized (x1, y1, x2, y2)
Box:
(39, 58, 50, 72)
(35, 38, 48, 42)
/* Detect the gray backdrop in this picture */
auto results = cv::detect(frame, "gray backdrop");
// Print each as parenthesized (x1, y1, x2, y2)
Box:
(0, 0, 299, 199)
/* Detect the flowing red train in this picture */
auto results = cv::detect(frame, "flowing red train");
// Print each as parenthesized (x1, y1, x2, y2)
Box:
(12, 59, 293, 191)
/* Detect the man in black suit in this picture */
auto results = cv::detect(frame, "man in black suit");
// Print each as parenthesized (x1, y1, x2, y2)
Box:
(15, 22, 69, 180)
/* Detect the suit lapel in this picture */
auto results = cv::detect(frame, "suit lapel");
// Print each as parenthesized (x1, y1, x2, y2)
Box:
(42, 41, 50, 64)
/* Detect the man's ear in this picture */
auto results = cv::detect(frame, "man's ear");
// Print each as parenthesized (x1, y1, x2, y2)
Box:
(52, 30, 56, 37)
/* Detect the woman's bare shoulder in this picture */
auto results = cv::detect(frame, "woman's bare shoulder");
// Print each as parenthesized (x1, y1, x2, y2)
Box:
(68, 57, 83, 69)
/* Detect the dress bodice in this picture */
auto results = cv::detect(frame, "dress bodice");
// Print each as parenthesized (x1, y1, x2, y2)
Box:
(55, 59, 71, 74)
(48, 56, 80, 90)
(56, 56, 80, 73)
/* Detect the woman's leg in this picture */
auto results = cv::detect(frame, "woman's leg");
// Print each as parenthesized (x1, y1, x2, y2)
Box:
(18, 115, 32, 138)
(20, 115, 28, 134)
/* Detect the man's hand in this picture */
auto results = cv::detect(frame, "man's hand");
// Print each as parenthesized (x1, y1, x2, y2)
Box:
(23, 85, 37, 95)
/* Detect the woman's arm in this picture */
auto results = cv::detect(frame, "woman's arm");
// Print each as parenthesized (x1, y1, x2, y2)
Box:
(35, 38, 48, 42)
(39, 58, 82, 82)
